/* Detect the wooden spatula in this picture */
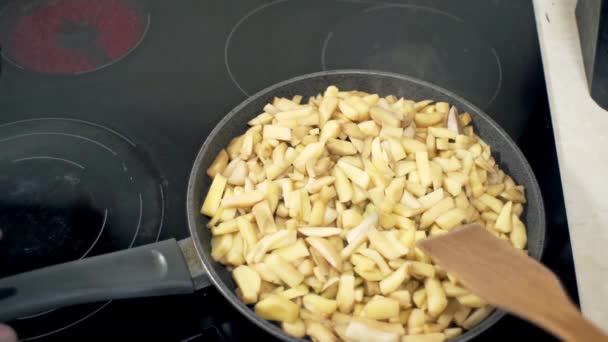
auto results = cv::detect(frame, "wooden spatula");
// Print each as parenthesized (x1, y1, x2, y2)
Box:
(416, 224, 608, 342)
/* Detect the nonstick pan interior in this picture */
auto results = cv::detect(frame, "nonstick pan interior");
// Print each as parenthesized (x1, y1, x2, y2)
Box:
(187, 70, 546, 342)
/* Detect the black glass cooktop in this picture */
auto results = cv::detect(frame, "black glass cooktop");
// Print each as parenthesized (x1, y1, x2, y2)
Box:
(0, 0, 575, 341)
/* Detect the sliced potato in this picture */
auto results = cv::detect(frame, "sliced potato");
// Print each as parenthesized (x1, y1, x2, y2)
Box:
(368, 229, 408, 260)
(457, 294, 488, 308)
(255, 294, 300, 323)
(370, 106, 401, 127)
(334, 166, 354, 203)
(425, 278, 448, 317)
(221, 189, 265, 209)
(338, 160, 371, 189)
(362, 295, 400, 320)
(345, 317, 400, 342)
(306, 321, 338, 342)
(410, 262, 436, 279)
(461, 306, 493, 329)
(202, 87, 529, 342)
(263, 125, 292, 141)
(336, 274, 355, 313)
(494, 201, 513, 233)
(327, 139, 358, 155)
(299, 227, 342, 237)
(265, 254, 304, 288)
(274, 239, 310, 262)
(201, 174, 227, 216)
(293, 142, 325, 172)
(207, 149, 229, 178)
(252, 200, 276, 233)
(379, 264, 409, 295)
(211, 237, 233, 266)
(233, 265, 261, 304)
(479, 193, 503, 213)
(303, 294, 338, 315)
(435, 208, 466, 230)
(307, 236, 343, 270)
(510, 214, 527, 249)
(420, 197, 455, 229)
(282, 319, 306, 338)
(414, 113, 444, 127)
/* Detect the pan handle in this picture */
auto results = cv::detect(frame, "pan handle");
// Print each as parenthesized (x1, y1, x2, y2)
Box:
(0, 239, 196, 322)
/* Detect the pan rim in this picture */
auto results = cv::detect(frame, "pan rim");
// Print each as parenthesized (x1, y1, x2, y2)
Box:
(187, 69, 546, 342)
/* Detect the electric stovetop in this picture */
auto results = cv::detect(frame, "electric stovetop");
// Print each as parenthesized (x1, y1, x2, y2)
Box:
(0, 0, 577, 341)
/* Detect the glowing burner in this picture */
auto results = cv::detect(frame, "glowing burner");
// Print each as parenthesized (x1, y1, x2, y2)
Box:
(0, 0, 149, 74)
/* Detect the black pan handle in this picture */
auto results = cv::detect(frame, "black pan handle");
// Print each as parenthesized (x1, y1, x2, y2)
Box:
(0, 239, 197, 322)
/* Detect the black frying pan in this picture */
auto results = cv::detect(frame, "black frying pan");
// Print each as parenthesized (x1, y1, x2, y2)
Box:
(0, 70, 546, 342)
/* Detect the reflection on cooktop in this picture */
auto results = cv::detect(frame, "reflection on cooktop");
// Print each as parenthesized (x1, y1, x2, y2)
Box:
(0, 0, 150, 74)
(225, 0, 500, 108)
(0, 118, 165, 340)
(322, 4, 502, 108)
(0, 161, 106, 277)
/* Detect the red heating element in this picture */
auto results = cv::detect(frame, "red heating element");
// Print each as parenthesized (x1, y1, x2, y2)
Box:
(6, 0, 145, 74)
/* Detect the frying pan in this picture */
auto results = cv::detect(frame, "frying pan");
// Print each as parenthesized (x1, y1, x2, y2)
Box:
(0, 70, 546, 341)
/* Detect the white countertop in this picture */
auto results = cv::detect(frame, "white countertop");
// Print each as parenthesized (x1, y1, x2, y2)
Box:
(534, 0, 608, 329)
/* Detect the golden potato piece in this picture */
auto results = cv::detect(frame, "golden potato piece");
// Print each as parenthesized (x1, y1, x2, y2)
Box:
(221, 189, 265, 209)
(457, 293, 488, 308)
(494, 201, 513, 233)
(233, 265, 261, 304)
(414, 113, 444, 128)
(265, 254, 304, 288)
(252, 200, 277, 233)
(210, 234, 233, 261)
(282, 319, 306, 338)
(255, 294, 300, 323)
(461, 306, 493, 329)
(336, 274, 355, 314)
(425, 278, 448, 317)
(334, 166, 354, 203)
(444, 328, 462, 339)
(362, 295, 400, 320)
(263, 124, 292, 141)
(420, 197, 455, 229)
(345, 318, 400, 342)
(370, 106, 401, 127)
(479, 193, 503, 213)
(380, 264, 409, 295)
(510, 214, 527, 249)
(274, 239, 310, 262)
(207, 149, 229, 178)
(201, 174, 227, 216)
(307, 236, 342, 270)
(293, 142, 325, 172)
(303, 294, 338, 315)
(337, 160, 370, 189)
(389, 290, 412, 309)
(320, 96, 339, 124)
(367, 229, 408, 260)
(435, 208, 466, 230)
(410, 261, 435, 279)
(306, 321, 338, 342)
(327, 139, 358, 156)
(298, 227, 342, 237)
(407, 308, 426, 331)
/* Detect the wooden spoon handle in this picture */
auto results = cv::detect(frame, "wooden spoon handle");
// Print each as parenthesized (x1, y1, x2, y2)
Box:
(536, 299, 608, 342)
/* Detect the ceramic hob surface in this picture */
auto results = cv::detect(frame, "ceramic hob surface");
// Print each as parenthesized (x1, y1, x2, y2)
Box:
(0, 0, 573, 341)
